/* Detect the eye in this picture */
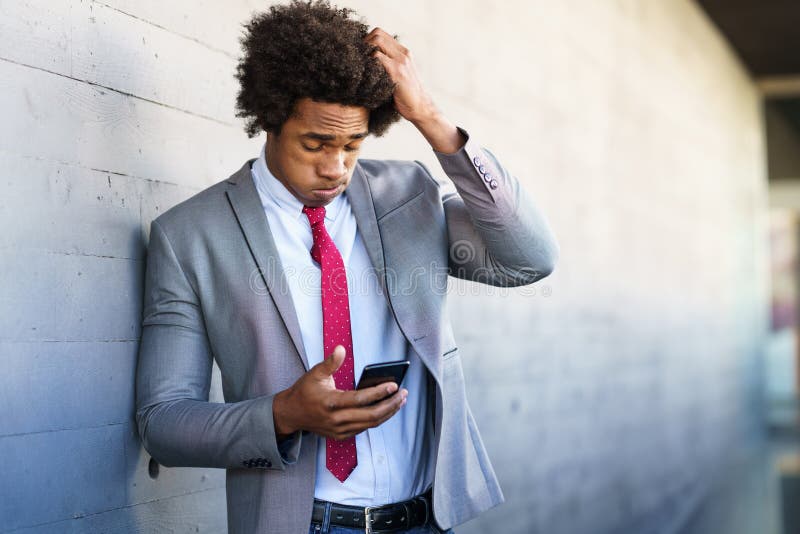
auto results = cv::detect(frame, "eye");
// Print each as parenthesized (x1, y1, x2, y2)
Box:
(302, 144, 323, 152)
(344, 143, 362, 152)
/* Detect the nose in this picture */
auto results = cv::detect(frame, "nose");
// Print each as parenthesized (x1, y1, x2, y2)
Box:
(317, 150, 347, 180)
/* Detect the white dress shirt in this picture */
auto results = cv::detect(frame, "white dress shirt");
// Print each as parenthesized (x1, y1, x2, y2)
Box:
(251, 143, 434, 506)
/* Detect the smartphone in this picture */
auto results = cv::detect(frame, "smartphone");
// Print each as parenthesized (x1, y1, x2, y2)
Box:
(355, 360, 410, 390)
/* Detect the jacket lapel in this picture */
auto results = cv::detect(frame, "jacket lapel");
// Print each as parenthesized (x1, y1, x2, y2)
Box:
(224, 161, 310, 370)
(347, 164, 388, 297)
(348, 164, 440, 381)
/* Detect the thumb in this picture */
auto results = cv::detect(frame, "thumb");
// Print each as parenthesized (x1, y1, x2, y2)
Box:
(317, 345, 346, 377)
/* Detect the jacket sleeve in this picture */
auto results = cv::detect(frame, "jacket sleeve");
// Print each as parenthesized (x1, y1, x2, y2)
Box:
(423, 128, 559, 287)
(135, 219, 302, 470)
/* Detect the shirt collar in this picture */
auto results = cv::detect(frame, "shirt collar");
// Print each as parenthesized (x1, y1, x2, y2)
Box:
(251, 141, 344, 224)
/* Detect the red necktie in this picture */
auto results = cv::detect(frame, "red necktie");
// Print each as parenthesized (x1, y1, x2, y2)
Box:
(302, 205, 357, 482)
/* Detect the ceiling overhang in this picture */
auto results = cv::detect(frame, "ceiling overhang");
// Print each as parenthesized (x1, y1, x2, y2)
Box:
(696, 0, 800, 182)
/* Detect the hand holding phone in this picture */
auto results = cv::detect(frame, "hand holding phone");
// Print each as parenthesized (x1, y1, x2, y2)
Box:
(273, 348, 409, 442)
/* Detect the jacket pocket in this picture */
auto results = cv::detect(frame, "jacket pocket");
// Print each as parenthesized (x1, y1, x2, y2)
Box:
(377, 189, 425, 222)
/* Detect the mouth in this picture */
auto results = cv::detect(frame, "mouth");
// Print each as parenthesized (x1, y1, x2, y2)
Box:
(311, 182, 344, 201)
(314, 183, 342, 192)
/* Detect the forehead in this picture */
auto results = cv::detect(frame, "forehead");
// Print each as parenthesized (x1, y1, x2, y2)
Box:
(288, 98, 369, 136)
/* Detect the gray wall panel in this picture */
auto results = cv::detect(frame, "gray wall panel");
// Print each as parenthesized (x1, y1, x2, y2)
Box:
(1, 251, 142, 342)
(8, 487, 227, 534)
(0, 341, 136, 436)
(0, 425, 128, 530)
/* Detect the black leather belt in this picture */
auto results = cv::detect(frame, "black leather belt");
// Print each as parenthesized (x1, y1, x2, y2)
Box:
(311, 489, 432, 533)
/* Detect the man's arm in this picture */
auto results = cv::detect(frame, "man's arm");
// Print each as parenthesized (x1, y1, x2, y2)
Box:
(432, 132, 559, 286)
(135, 219, 299, 470)
(367, 28, 559, 286)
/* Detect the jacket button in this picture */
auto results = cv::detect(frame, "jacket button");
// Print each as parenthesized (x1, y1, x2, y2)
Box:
(483, 173, 493, 183)
(477, 165, 486, 175)
(472, 156, 481, 166)
(489, 180, 499, 190)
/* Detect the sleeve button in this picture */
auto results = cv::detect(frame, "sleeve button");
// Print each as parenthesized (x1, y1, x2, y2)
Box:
(489, 180, 499, 190)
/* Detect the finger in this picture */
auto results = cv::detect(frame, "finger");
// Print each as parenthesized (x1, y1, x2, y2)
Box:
(335, 388, 408, 427)
(367, 391, 407, 426)
(368, 27, 400, 43)
(341, 380, 400, 408)
(315, 345, 345, 377)
(365, 26, 390, 40)
(371, 49, 395, 76)
(335, 392, 408, 435)
(367, 35, 402, 59)
(365, 31, 407, 60)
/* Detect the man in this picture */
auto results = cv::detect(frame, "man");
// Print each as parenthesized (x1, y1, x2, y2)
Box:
(135, 2, 559, 533)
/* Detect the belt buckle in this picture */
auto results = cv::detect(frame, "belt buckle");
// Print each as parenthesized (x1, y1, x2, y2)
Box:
(364, 505, 376, 534)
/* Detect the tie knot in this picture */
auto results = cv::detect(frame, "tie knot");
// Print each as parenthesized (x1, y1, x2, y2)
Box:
(302, 205, 326, 226)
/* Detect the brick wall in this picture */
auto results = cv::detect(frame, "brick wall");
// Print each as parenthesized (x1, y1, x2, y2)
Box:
(0, 1, 768, 532)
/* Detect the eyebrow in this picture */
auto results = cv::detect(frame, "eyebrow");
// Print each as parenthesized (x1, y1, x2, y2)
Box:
(300, 132, 368, 141)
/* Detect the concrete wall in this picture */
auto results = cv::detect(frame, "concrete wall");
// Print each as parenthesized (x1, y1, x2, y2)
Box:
(0, 1, 768, 533)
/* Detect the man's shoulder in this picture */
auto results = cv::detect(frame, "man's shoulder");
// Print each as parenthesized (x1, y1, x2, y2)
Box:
(357, 157, 418, 173)
(357, 157, 441, 203)
(151, 159, 254, 233)
(357, 157, 435, 181)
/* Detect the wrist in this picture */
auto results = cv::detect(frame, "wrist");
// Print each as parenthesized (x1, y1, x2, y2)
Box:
(272, 389, 297, 439)
(411, 111, 464, 155)
(409, 96, 449, 129)
(406, 101, 440, 129)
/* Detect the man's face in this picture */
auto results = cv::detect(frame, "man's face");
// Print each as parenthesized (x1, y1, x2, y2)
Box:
(265, 98, 369, 207)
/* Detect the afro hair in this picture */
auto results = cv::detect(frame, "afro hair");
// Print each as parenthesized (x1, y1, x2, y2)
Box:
(234, 0, 400, 137)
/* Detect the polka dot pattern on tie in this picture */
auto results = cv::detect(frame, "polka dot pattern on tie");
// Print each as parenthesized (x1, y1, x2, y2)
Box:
(302, 205, 358, 483)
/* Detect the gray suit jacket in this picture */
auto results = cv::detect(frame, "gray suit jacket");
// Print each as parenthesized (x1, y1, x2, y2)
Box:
(135, 132, 558, 533)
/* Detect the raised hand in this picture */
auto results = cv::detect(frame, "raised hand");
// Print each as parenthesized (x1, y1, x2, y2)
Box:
(365, 27, 465, 154)
(365, 27, 436, 124)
